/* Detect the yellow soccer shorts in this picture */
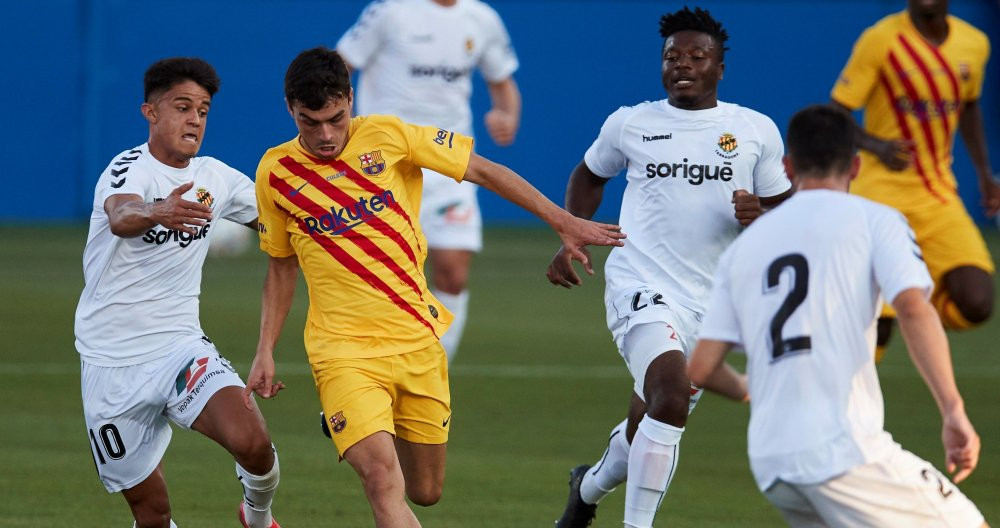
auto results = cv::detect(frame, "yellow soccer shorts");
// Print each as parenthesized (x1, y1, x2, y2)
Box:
(879, 198, 994, 319)
(311, 342, 451, 456)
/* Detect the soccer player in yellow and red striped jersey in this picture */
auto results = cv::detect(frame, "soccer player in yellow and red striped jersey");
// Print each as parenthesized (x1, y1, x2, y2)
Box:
(241, 47, 625, 528)
(832, 0, 997, 359)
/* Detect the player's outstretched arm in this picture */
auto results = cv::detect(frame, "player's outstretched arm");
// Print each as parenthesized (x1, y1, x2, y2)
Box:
(546, 161, 611, 288)
(104, 181, 213, 238)
(829, 100, 913, 172)
(463, 154, 625, 277)
(243, 255, 298, 409)
(957, 99, 1000, 216)
(688, 339, 748, 402)
(892, 287, 981, 483)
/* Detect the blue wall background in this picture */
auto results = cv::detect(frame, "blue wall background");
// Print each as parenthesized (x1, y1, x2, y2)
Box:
(4, 0, 998, 224)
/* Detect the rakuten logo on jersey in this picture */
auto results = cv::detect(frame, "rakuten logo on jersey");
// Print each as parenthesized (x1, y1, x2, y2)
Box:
(142, 223, 211, 248)
(645, 159, 733, 185)
(304, 190, 396, 235)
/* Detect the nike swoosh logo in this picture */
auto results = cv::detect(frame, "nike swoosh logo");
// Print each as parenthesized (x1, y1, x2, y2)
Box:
(442, 415, 451, 427)
(289, 182, 308, 196)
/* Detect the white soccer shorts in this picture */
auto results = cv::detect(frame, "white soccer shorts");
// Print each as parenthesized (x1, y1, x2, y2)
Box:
(607, 287, 704, 411)
(81, 337, 245, 492)
(763, 445, 984, 528)
(419, 168, 482, 251)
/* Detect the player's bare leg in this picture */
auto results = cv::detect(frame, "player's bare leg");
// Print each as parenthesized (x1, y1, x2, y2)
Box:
(430, 248, 473, 362)
(344, 431, 421, 528)
(395, 438, 447, 506)
(624, 349, 689, 528)
(192, 386, 279, 528)
(939, 266, 994, 328)
(122, 463, 172, 528)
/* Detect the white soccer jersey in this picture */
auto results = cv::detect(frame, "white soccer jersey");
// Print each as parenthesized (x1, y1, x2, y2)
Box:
(699, 190, 933, 491)
(74, 144, 257, 367)
(586, 100, 790, 316)
(337, 0, 518, 136)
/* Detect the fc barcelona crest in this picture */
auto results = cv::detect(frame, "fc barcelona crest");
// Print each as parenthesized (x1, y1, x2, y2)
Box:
(358, 150, 386, 176)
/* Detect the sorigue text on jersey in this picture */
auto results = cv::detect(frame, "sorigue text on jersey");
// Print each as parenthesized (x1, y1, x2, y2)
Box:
(304, 190, 397, 235)
(645, 159, 733, 185)
(143, 223, 211, 248)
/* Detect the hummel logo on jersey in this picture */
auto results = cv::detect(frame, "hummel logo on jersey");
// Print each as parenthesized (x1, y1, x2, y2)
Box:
(642, 133, 672, 142)
(109, 148, 141, 188)
(142, 223, 211, 248)
(304, 190, 396, 235)
(645, 159, 733, 185)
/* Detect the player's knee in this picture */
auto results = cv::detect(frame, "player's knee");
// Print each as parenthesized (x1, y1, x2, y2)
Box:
(406, 481, 443, 507)
(954, 292, 993, 325)
(644, 382, 690, 426)
(230, 431, 274, 474)
(433, 267, 468, 294)
(357, 460, 404, 502)
(132, 504, 171, 528)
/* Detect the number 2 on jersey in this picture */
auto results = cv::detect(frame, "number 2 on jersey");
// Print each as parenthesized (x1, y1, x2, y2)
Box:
(765, 254, 811, 361)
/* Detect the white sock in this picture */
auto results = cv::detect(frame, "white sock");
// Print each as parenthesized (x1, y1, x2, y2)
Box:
(623, 416, 684, 528)
(236, 446, 280, 528)
(580, 419, 630, 504)
(434, 289, 469, 362)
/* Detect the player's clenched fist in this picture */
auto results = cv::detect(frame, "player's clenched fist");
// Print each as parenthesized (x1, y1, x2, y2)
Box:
(732, 189, 763, 226)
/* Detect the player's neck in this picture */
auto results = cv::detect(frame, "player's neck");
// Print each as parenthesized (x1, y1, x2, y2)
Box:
(147, 139, 193, 169)
(795, 177, 849, 193)
(908, 11, 949, 45)
(432, 0, 458, 7)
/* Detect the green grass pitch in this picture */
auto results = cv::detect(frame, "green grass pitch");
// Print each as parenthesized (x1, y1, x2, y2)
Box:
(1, 225, 997, 526)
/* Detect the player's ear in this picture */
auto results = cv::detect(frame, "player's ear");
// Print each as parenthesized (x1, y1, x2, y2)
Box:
(285, 98, 294, 118)
(141, 102, 156, 124)
(782, 155, 797, 187)
(848, 154, 861, 182)
(718, 61, 725, 80)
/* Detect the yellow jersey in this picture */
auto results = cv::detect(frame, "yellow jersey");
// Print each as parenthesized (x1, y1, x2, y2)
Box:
(832, 11, 990, 209)
(256, 115, 474, 361)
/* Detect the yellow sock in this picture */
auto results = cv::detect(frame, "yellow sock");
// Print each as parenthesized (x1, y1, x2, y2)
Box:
(874, 344, 887, 363)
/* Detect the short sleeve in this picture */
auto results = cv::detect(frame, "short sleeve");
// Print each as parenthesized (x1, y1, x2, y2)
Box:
(218, 165, 257, 225)
(255, 157, 295, 258)
(583, 107, 630, 179)
(97, 158, 153, 205)
(831, 27, 882, 110)
(477, 6, 519, 82)
(404, 122, 475, 182)
(870, 207, 933, 304)
(751, 115, 791, 198)
(336, 0, 391, 69)
(963, 32, 990, 101)
(698, 247, 743, 344)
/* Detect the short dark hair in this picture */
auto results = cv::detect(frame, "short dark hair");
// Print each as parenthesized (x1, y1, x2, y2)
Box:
(659, 6, 730, 60)
(285, 47, 352, 110)
(144, 57, 220, 102)
(786, 105, 857, 176)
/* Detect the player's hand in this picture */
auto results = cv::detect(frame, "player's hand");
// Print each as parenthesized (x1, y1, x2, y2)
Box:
(242, 351, 286, 410)
(978, 175, 1000, 217)
(942, 410, 980, 484)
(150, 182, 214, 235)
(546, 244, 591, 288)
(484, 109, 519, 146)
(732, 189, 763, 226)
(873, 138, 914, 172)
(548, 217, 625, 287)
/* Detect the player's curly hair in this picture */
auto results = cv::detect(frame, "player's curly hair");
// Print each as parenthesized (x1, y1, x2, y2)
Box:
(144, 57, 220, 102)
(659, 6, 730, 60)
(285, 46, 352, 110)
